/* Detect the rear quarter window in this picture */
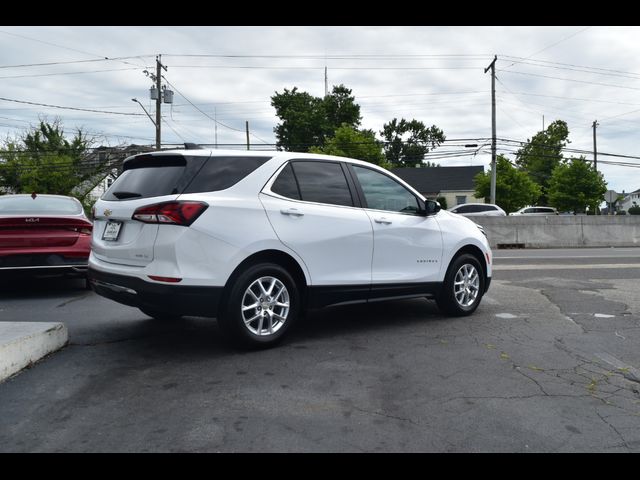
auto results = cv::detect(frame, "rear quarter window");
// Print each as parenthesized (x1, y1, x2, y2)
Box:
(184, 156, 271, 194)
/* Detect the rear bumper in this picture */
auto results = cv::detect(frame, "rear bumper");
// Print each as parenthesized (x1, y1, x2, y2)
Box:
(88, 268, 222, 317)
(0, 253, 88, 273)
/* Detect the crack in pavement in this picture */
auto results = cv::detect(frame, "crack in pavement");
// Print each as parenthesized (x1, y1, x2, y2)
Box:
(350, 405, 420, 426)
(596, 410, 630, 451)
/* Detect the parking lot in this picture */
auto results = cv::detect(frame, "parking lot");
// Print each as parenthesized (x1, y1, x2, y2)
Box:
(1, 247, 640, 452)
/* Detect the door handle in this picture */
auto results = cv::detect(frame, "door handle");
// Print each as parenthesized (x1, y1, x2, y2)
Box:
(280, 208, 304, 217)
(374, 217, 392, 225)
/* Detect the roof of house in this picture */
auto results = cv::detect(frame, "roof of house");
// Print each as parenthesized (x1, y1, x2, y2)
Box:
(392, 166, 484, 194)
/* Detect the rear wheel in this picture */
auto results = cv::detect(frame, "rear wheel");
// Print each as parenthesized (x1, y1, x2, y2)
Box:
(218, 263, 299, 349)
(139, 308, 182, 321)
(436, 253, 484, 316)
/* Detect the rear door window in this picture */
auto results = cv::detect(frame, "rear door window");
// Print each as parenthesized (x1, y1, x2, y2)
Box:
(291, 161, 354, 207)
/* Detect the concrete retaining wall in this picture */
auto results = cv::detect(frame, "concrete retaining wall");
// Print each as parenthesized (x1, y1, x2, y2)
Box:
(473, 216, 640, 248)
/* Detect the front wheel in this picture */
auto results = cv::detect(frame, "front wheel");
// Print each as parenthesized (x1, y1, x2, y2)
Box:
(436, 254, 484, 316)
(217, 263, 300, 349)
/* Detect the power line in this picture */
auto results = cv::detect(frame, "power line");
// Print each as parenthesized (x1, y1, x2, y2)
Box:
(500, 55, 640, 80)
(496, 69, 640, 92)
(0, 56, 152, 70)
(502, 26, 592, 69)
(0, 97, 145, 116)
(0, 29, 148, 69)
(162, 76, 269, 145)
(162, 53, 492, 59)
(0, 67, 141, 80)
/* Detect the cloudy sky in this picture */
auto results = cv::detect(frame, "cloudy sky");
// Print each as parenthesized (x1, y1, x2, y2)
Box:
(1, 25, 639, 194)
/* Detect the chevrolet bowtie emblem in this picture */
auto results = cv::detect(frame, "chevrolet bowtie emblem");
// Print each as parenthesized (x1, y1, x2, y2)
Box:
(104, 209, 113, 217)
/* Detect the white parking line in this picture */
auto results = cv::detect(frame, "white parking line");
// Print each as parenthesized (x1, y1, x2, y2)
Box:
(493, 263, 640, 271)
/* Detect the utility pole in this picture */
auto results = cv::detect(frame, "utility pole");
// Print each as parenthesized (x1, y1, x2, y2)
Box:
(324, 66, 328, 98)
(155, 55, 168, 151)
(246, 121, 250, 150)
(592, 120, 598, 172)
(484, 55, 498, 205)
(593, 120, 599, 215)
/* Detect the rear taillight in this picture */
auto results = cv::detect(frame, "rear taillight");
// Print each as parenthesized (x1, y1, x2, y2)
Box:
(132, 201, 208, 226)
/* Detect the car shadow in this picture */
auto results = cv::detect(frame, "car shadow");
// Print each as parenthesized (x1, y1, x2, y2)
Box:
(80, 298, 445, 359)
(294, 298, 443, 341)
(0, 275, 87, 298)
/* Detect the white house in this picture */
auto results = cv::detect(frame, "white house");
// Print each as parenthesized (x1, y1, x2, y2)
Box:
(619, 188, 640, 212)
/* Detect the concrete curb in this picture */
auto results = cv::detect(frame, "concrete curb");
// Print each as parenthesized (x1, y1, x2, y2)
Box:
(0, 322, 68, 383)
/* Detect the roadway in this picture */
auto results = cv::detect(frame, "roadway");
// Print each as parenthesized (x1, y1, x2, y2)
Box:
(0, 247, 639, 452)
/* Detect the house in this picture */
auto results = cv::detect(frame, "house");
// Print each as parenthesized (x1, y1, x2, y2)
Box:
(391, 166, 485, 208)
(619, 188, 640, 212)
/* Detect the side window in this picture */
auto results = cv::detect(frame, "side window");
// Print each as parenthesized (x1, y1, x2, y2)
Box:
(477, 205, 493, 212)
(352, 166, 419, 214)
(456, 205, 472, 213)
(271, 163, 300, 200)
(291, 161, 353, 207)
(525, 208, 534, 213)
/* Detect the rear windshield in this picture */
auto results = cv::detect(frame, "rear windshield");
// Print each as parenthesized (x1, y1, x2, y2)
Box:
(102, 154, 271, 201)
(0, 195, 82, 215)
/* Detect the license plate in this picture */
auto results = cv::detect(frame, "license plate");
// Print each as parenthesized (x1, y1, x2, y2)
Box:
(102, 220, 122, 241)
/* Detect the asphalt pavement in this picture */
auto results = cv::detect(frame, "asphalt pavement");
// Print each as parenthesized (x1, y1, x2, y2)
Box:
(1, 247, 639, 452)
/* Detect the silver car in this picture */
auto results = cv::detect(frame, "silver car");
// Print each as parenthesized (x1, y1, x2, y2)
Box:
(448, 203, 506, 217)
(510, 206, 559, 215)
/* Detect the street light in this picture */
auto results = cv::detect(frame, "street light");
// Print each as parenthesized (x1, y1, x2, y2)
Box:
(131, 98, 156, 126)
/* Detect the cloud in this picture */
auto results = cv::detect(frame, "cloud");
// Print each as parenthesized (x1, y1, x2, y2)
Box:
(1, 26, 639, 193)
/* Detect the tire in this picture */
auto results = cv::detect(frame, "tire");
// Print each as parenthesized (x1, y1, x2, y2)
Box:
(217, 263, 300, 349)
(139, 308, 182, 321)
(436, 253, 485, 316)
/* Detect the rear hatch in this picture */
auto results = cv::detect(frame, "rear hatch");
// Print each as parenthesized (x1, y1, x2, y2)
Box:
(92, 153, 209, 267)
(92, 152, 272, 267)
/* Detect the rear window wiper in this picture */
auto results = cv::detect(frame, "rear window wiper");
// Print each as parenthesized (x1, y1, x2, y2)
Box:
(112, 191, 142, 199)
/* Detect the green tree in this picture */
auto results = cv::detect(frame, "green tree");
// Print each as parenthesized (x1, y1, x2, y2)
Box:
(0, 120, 112, 211)
(380, 118, 445, 167)
(547, 157, 607, 214)
(271, 84, 361, 151)
(516, 119, 570, 204)
(474, 155, 541, 213)
(309, 125, 386, 167)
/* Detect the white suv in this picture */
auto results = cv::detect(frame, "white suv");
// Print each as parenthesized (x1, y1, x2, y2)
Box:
(89, 150, 492, 348)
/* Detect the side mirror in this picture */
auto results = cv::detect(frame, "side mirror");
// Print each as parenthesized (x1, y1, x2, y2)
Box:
(418, 199, 441, 216)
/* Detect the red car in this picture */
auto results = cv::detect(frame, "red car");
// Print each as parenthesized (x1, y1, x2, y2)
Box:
(0, 194, 92, 279)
